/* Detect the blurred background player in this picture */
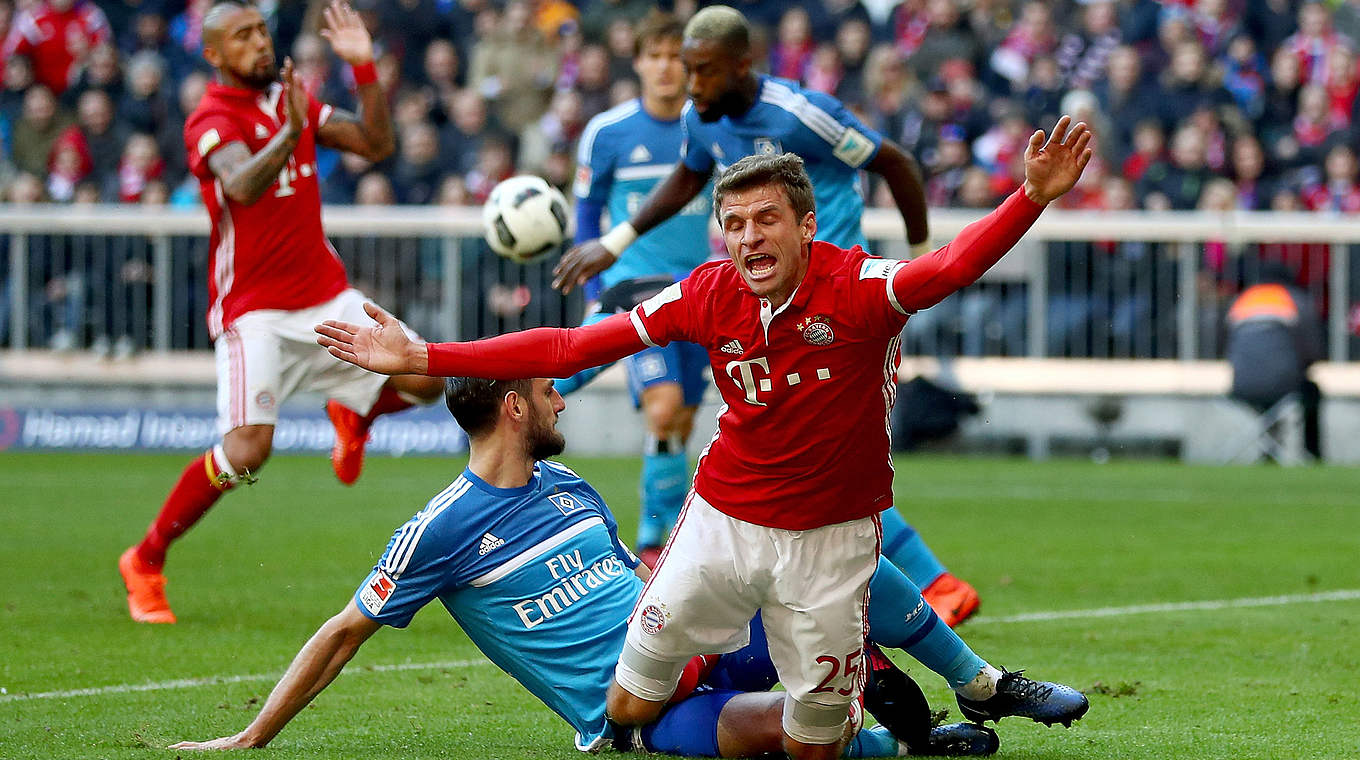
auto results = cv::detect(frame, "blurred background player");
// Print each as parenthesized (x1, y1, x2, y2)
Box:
(556, 4, 977, 626)
(117, 0, 443, 624)
(168, 375, 999, 757)
(568, 11, 713, 568)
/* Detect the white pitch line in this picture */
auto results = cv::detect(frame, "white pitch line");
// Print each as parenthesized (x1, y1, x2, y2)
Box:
(968, 588, 1360, 625)
(5, 589, 1359, 703)
(0, 658, 488, 704)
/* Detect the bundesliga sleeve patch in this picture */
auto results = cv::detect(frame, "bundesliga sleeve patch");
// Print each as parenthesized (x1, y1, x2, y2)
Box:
(196, 128, 221, 159)
(832, 127, 874, 167)
(859, 259, 897, 280)
(358, 569, 396, 615)
(573, 165, 592, 198)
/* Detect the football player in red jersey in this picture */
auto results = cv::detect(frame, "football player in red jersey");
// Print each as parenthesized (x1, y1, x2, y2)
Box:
(318, 116, 1094, 759)
(118, 0, 443, 625)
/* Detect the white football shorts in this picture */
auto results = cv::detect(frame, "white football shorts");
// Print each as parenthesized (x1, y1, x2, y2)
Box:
(616, 491, 880, 745)
(214, 288, 418, 434)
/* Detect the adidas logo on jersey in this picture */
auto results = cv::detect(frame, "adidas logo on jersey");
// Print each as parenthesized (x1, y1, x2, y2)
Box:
(720, 339, 743, 355)
(479, 533, 505, 555)
(629, 144, 652, 163)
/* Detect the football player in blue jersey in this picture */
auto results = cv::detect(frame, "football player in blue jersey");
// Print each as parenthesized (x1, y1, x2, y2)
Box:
(571, 12, 715, 569)
(170, 373, 1085, 755)
(555, 3, 980, 628)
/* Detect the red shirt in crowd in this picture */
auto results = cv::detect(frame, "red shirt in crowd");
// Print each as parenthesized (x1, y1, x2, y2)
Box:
(2, 0, 110, 95)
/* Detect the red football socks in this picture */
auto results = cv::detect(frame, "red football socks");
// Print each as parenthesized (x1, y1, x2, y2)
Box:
(134, 451, 234, 570)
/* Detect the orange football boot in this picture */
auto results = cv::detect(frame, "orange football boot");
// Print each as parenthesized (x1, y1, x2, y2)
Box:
(118, 547, 176, 624)
(921, 572, 980, 628)
(327, 400, 372, 486)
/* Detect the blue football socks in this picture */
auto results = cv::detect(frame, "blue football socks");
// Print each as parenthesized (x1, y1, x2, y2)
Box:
(867, 559, 986, 689)
(879, 507, 948, 589)
(638, 445, 688, 549)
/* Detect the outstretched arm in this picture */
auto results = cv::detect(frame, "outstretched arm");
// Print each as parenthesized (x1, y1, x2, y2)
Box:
(892, 116, 1092, 312)
(866, 138, 930, 251)
(169, 601, 380, 750)
(314, 1, 393, 162)
(316, 304, 647, 378)
(553, 162, 710, 293)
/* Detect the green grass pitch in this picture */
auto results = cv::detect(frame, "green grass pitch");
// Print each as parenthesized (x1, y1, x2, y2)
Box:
(1, 452, 1357, 759)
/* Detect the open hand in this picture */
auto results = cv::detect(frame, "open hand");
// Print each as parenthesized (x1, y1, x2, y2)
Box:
(316, 302, 427, 375)
(168, 732, 256, 750)
(1021, 115, 1093, 206)
(319, 1, 374, 66)
(552, 240, 616, 294)
(280, 57, 306, 138)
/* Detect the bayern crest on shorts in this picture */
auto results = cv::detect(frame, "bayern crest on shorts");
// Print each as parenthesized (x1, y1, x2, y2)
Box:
(797, 315, 835, 346)
(639, 604, 667, 635)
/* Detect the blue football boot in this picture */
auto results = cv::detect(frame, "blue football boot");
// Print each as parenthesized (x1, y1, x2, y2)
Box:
(955, 669, 1089, 727)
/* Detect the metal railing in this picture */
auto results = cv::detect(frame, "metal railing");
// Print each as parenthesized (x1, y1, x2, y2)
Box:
(1, 204, 1355, 361)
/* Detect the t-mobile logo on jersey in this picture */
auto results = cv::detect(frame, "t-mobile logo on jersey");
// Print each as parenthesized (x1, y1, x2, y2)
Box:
(725, 357, 832, 406)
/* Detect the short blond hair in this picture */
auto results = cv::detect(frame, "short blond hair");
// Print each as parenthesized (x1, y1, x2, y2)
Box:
(683, 5, 749, 55)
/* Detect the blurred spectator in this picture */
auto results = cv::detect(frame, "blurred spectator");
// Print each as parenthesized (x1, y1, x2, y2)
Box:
(63, 40, 123, 107)
(125, 11, 197, 83)
(1301, 143, 1360, 211)
(421, 37, 462, 108)
(391, 121, 446, 205)
(1227, 133, 1275, 209)
(770, 7, 814, 81)
(923, 124, 972, 206)
(1021, 54, 1065, 128)
(1221, 34, 1268, 120)
(1244, 0, 1300, 57)
(355, 171, 397, 205)
(1158, 40, 1229, 127)
(1281, 1, 1349, 85)
(468, 1, 559, 133)
(831, 18, 871, 106)
(990, 0, 1058, 92)
(602, 16, 638, 82)
(1190, 0, 1243, 58)
(1139, 123, 1216, 209)
(2, 53, 37, 123)
(533, 0, 580, 41)
(12, 85, 71, 177)
(2, 0, 110, 95)
(322, 150, 373, 204)
(45, 126, 90, 202)
(109, 132, 163, 203)
(1290, 84, 1341, 169)
(518, 88, 584, 174)
(1055, 0, 1121, 91)
(465, 136, 514, 203)
(118, 50, 175, 142)
(71, 89, 125, 186)
(1122, 119, 1167, 182)
(907, 0, 983, 84)
(574, 44, 613, 120)
(1093, 45, 1160, 150)
(440, 88, 505, 177)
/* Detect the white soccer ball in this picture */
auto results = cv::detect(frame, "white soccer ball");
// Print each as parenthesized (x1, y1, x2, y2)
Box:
(481, 175, 570, 263)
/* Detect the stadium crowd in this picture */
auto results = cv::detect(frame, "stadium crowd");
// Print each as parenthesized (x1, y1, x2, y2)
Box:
(0, 0, 1354, 356)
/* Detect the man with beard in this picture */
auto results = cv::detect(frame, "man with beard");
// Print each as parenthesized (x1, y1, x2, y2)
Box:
(117, 0, 444, 624)
(168, 376, 999, 757)
(555, 3, 979, 629)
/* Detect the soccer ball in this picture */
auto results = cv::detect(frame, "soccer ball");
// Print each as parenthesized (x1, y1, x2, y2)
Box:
(482, 175, 570, 263)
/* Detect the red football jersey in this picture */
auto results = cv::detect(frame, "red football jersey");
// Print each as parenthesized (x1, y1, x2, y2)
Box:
(630, 242, 912, 530)
(184, 82, 348, 338)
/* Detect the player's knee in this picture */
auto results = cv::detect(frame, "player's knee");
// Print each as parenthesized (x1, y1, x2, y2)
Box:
(781, 696, 850, 757)
(641, 387, 687, 438)
(222, 425, 273, 474)
(606, 680, 666, 726)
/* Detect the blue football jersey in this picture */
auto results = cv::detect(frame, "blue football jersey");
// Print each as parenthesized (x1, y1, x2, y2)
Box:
(681, 76, 882, 251)
(575, 99, 714, 289)
(354, 461, 643, 751)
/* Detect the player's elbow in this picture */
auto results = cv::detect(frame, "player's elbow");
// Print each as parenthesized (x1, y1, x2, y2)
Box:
(362, 136, 396, 164)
